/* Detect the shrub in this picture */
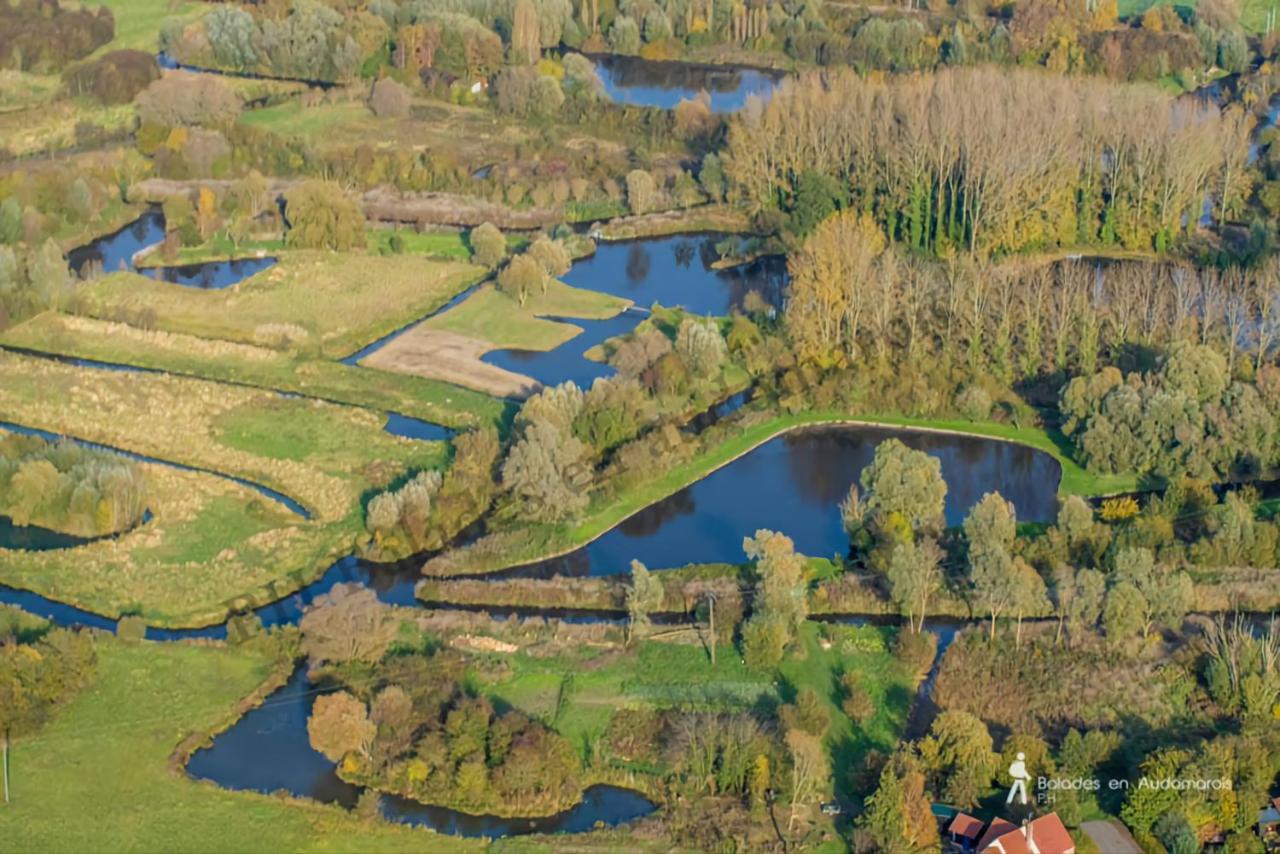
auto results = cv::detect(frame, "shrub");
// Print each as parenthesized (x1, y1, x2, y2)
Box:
(135, 72, 241, 127)
(65, 50, 159, 105)
(368, 77, 411, 118)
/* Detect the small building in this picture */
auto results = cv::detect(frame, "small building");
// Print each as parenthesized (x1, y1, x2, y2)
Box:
(948, 812, 984, 851)
(1259, 796, 1280, 845)
(980, 813, 1075, 854)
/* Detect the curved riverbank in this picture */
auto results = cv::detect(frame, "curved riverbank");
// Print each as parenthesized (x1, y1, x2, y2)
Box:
(424, 410, 1081, 579)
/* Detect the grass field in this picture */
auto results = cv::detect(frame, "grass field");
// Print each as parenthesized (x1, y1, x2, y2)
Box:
(0, 639, 477, 853)
(0, 351, 451, 625)
(0, 462, 338, 626)
(77, 251, 486, 359)
(0, 314, 506, 429)
(83, 0, 202, 54)
(424, 280, 629, 352)
(486, 622, 914, 802)
(1118, 0, 1277, 33)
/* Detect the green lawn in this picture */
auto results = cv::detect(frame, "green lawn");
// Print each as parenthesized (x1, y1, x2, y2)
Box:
(86, 0, 202, 55)
(425, 280, 629, 352)
(486, 622, 914, 801)
(0, 639, 477, 853)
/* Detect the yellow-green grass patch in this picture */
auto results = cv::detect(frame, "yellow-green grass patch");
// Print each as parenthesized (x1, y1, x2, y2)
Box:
(424, 280, 629, 352)
(0, 313, 505, 428)
(77, 250, 486, 359)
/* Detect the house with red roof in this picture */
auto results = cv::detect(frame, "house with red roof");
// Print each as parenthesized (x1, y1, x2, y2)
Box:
(978, 813, 1075, 854)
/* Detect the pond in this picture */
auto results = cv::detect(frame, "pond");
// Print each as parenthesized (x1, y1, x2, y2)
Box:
(482, 234, 787, 388)
(0, 516, 98, 551)
(493, 424, 1062, 578)
(187, 667, 656, 837)
(68, 209, 276, 288)
(592, 54, 782, 112)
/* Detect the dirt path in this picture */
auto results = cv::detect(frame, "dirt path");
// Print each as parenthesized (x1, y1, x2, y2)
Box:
(1081, 820, 1142, 854)
(362, 328, 540, 399)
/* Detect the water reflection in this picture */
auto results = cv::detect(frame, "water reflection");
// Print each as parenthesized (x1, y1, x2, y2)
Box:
(593, 54, 781, 112)
(481, 235, 786, 389)
(495, 425, 1061, 578)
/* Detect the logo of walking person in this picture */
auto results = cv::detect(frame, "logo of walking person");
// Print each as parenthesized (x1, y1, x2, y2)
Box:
(1006, 752, 1031, 805)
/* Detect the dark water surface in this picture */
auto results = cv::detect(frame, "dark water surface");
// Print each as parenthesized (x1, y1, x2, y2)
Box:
(187, 667, 655, 837)
(497, 425, 1061, 578)
(482, 235, 786, 388)
(68, 209, 276, 288)
(593, 54, 781, 112)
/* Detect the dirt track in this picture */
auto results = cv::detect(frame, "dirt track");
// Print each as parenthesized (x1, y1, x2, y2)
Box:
(361, 327, 539, 399)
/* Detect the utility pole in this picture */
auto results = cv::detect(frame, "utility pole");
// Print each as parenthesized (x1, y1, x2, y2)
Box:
(706, 591, 717, 666)
(3, 727, 9, 805)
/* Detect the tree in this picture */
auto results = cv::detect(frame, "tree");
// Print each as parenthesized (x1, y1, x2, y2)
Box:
(300, 584, 400, 664)
(135, 72, 241, 127)
(368, 77, 410, 118)
(965, 492, 1018, 640)
(609, 15, 640, 54)
(527, 236, 571, 279)
(284, 181, 364, 251)
(501, 419, 589, 523)
(511, 0, 540, 64)
(1102, 581, 1146, 644)
(1111, 547, 1193, 637)
(785, 729, 829, 831)
(625, 169, 657, 215)
(886, 537, 943, 632)
(470, 222, 505, 268)
(674, 318, 727, 378)
(859, 753, 939, 852)
(741, 530, 808, 668)
(625, 559, 664, 644)
(860, 439, 947, 538)
(497, 254, 545, 306)
(308, 691, 375, 762)
(919, 711, 995, 807)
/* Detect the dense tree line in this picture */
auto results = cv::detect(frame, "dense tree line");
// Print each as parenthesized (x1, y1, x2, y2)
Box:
(0, 239, 71, 331)
(726, 68, 1250, 255)
(364, 428, 500, 560)
(161, 0, 376, 83)
(0, 0, 114, 74)
(0, 431, 147, 537)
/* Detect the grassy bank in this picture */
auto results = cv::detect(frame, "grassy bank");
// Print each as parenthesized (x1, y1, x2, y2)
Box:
(595, 205, 754, 241)
(424, 280, 629, 352)
(0, 639, 476, 852)
(426, 408, 1133, 578)
(0, 314, 505, 429)
(0, 351, 449, 626)
(77, 250, 486, 359)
